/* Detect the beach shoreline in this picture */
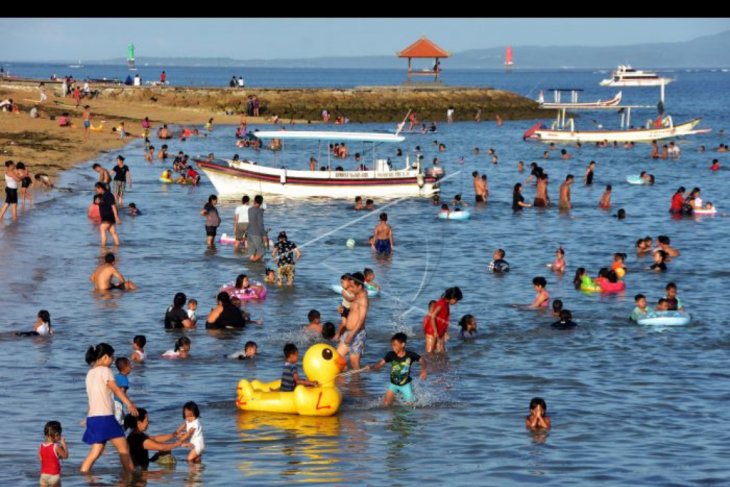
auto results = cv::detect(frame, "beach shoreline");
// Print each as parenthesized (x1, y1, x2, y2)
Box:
(0, 81, 541, 192)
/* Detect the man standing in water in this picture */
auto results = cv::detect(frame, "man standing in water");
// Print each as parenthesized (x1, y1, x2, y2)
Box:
(95, 182, 121, 246)
(90, 252, 137, 291)
(558, 174, 574, 210)
(247, 195, 266, 262)
(372, 213, 394, 255)
(335, 272, 369, 370)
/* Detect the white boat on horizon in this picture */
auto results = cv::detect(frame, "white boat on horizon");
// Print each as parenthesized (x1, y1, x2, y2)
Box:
(600, 65, 674, 87)
(195, 130, 442, 199)
(68, 59, 83, 69)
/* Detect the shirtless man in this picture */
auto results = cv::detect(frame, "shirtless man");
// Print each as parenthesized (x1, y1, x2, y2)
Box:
(92, 163, 111, 184)
(82, 105, 91, 142)
(472, 171, 486, 203)
(335, 272, 369, 370)
(534, 173, 550, 207)
(558, 174, 574, 210)
(90, 252, 137, 291)
(371, 213, 394, 255)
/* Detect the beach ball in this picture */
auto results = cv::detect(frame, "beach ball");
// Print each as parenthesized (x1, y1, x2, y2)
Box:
(615, 267, 626, 279)
(346, 239, 356, 249)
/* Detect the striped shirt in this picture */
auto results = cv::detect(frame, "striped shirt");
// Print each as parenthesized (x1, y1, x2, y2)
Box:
(280, 363, 297, 392)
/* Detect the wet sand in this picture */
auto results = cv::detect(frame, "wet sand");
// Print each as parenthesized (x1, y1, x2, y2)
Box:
(0, 84, 279, 191)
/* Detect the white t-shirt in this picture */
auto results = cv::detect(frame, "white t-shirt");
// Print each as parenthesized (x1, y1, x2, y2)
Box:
(235, 204, 250, 224)
(36, 322, 50, 336)
(86, 366, 115, 416)
(186, 418, 205, 454)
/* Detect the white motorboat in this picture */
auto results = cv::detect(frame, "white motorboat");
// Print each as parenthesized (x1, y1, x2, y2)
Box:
(600, 65, 674, 87)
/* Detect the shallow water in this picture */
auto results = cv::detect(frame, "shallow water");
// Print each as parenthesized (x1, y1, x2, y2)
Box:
(1, 69, 730, 486)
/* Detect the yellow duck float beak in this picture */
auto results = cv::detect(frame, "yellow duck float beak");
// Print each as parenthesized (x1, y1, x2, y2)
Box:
(236, 343, 347, 416)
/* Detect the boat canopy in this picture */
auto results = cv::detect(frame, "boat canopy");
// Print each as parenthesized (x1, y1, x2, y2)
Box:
(253, 131, 405, 143)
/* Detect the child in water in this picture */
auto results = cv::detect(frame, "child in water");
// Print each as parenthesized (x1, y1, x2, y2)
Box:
(305, 309, 323, 335)
(113, 357, 132, 424)
(366, 332, 427, 406)
(630, 294, 652, 321)
(280, 343, 318, 392)
(163, 337, 191, 359)
(551, 309, 577, 329)
(130, 335, 146, 362)
(363, 267, 380, 292)
(16, 309, 53, 336)
(228, 340, 258, 360)
(39, 421, 69, 486)
(551, 299, 563, 318)
(612, 252, 627, 278)
(548, 247, 566, 273)
(599, 184, 612, 209)
(650, 250, 668, 272)
(264, 268, 276, 284)
(528, 277, 550, 309)
(525, 397, 551, 430)
(186, 299, 198, 324)
(176, 401, 204, 463)
(665, 282, 684, 311)
(458, 314, 477, 338)
(128, 202, 141, 216)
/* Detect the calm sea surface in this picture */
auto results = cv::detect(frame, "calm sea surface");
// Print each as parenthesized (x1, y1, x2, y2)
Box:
(1, 67, 729, 486)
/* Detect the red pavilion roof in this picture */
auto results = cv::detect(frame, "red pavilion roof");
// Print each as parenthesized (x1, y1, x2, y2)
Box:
(397, 37, 450, 58)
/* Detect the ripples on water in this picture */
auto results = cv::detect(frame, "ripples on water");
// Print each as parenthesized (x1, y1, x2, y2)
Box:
(1, 70, 730, 485)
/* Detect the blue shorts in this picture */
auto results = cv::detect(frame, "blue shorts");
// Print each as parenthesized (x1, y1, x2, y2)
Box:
(340, 329, 366, 356)
(82, 415, 125, 444)
(83, 120, 91, 129)
(375, 239, 391, 255)
(388, 382, 415, 403)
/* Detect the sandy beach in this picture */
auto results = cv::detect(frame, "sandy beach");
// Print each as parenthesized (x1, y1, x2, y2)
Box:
(0, 84, 276, 191)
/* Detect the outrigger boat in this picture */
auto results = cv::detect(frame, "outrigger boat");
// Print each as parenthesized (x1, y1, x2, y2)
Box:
(524, 105, 710, 144)
(538, 89, 622, 109)
(195, 130, 442, 198)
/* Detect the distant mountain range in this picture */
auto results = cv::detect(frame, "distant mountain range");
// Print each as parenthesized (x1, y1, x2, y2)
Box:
(94, 30, 730, 69)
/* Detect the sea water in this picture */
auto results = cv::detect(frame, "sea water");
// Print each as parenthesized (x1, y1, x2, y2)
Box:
(0, 68, 729, 485)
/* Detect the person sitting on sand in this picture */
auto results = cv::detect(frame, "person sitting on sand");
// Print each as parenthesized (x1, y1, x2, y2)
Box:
(90, 252, 137, 291)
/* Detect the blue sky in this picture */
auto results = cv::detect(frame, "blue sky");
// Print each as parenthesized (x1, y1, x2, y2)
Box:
(1, 18, 728, 61)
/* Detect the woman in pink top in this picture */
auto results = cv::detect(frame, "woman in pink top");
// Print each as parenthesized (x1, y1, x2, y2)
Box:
(80, 343, 138, 473)
(528, 276, 550, 309)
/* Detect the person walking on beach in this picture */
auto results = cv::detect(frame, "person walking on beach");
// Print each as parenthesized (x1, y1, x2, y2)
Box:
(82, 106, 92, 142)
(111, 156, 131, 207)
(247, 195, 266, 262)
(38, 82, 47, 104)
(0, 160, 20, 221)
(95, 182, 121, 246)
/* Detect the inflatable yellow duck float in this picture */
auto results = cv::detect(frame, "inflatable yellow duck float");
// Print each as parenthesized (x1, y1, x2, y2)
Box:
(236, 343, 346, 416)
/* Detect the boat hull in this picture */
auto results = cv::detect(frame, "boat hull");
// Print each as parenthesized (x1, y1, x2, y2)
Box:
(529, 118, 704, 144)
(196, 160, 439, 199)
(599, 78, 673, 87)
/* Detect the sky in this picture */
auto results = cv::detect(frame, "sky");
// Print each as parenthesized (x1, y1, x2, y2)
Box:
(1, 18, 728, 61)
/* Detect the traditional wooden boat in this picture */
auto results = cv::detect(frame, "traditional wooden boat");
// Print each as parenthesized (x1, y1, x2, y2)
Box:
(195, 130, 441, 198)
(538, 89, 622, 109)
(524, 116, 708, 144)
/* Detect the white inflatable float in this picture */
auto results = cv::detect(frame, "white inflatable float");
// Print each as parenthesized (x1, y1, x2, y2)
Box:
(637, 311, 690, 326)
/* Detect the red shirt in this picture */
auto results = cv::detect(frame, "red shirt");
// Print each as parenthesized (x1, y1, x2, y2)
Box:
(423, 297, 450, 337)
(39, 443, 60, 475)
(670, 193, 684, 212)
